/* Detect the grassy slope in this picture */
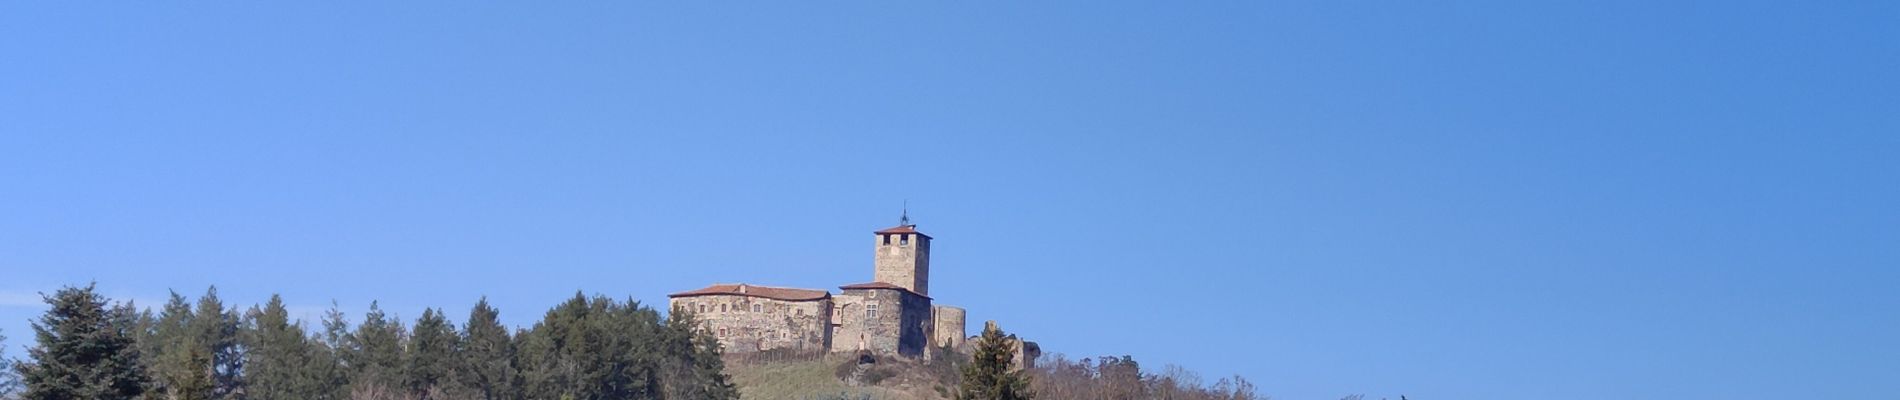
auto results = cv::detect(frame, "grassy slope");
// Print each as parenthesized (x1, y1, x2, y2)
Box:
(725, 354, 940, 400)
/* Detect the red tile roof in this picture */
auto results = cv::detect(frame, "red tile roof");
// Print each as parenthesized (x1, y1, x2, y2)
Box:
(874, 224, 931, 238)
(668, 284, 831, 301)
(838, 282, 930, 299)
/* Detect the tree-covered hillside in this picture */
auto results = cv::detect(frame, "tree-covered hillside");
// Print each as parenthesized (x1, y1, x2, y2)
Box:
(1, 284, 1273, 400)
(4, 284, 734, 400)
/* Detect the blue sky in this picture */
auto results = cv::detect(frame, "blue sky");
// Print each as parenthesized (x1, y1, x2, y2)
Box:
(2, 1, 1896, 399)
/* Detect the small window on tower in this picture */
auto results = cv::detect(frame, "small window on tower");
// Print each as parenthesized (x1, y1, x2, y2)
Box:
(720, 304, 727, 313)
(901, 234, 910, 246)
(882, 234, 891, 245)
(698, 304, 707, 313)
(718, 328, 728, 337)
(867, 303, 880, 320)
(753, 304, 763, 313)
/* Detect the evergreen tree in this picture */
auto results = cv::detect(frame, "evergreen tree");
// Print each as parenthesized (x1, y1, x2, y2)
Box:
(459, 298, 518, 400)
(189, 287, 244, 399)
(16, 284, 149, 400)
(146, 291, 195, 396)
(956, 321, 1034, 400)
(166, 345, 215, 400)
(318, 304, 354, 399)
(661, 310, 737, 400)
(515, 293, 664, 400)
(145, 288, 247, 400)
(1, 329, 20, 399)
(244, 294, 338, 400)
(344, 302, 408, 397)
(405, 308, 460, 399)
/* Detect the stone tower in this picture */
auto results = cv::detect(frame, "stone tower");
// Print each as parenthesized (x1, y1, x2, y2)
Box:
(873, 212, 931, 296)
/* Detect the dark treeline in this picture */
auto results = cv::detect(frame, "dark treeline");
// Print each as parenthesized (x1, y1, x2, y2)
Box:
(1, 284, 737, 400)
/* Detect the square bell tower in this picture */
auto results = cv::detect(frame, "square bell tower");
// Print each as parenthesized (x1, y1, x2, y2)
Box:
(872, 212, 931, 296)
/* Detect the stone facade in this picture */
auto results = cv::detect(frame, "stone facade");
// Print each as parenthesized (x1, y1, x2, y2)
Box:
(932, 305, 967, 349)
(829, 284, 933, 357)
(668, 219, 995, 360)
(873, 225, 931, 296)
(667, 285, 833, 352)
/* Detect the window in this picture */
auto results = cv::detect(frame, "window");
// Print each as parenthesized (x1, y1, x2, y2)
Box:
(882, 234, 891, 245)
(718, 328, 728, 337)
(900, 234, 909, 245)
(720, 304, 726, 312)
(866, 303, 879, 320)
(698, 304, 707, 313)
(795, 308, 804, 316)
(753, 304, 763, 313)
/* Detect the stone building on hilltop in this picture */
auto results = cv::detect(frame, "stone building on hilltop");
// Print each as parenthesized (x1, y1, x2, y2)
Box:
(668, 215, 970, 359)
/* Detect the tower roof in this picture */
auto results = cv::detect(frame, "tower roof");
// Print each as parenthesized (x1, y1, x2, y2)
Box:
(874, 224, 931, 238)
(667, 283, 831, 301)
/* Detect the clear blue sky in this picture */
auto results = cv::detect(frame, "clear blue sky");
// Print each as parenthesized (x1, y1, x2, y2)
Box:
(2, 2, 1895, 399)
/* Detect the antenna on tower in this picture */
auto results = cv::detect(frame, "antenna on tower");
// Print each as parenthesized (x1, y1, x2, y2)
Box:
(900, 200, 911, 226)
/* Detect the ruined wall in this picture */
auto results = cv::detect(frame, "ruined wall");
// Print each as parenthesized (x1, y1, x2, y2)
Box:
(670, 295, 832, 353)
(829, 288, 932, 357)
(1012, 339, 1040, 370)
(931, 305, 966, 349)
(873, 233, 930, 295)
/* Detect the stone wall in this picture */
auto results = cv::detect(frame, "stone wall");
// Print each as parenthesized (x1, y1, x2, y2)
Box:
(873, 233, 930, 295)
(1013, 339, 1040, 370)
(931, 305, 966, 349)
(670, 295, 832, 353)
(829, 288, 932, 357)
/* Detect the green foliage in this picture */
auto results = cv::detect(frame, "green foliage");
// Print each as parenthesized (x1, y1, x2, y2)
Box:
(406, 308, 461, 399)
(345, 301, 409, 396)
(956, 322, 1034, 400)
(460, 298, 518, 400)
(16, 284, 149, 400)
(514, 293, 666, 399)
(165, 345, 215, 400)
(318, 304, 354, 398)
(0, 329, 19, 398)
(190, 287, 245, 399)
(661, 309, 739, 400)
(145, 287, 246, 400)
(11, 283, 981, 400)
(243, 294, 342, 400)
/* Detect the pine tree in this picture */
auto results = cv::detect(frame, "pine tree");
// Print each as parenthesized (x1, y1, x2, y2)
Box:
(16, 284, 150, 400)
(166, 344, 215, 400)
(1, 329, 20, 399)
(345, 302, 408, 397)
(661, 310, 737, 400)
(515, 293, 664, 400)
(318, 304, 354, 399)
(460, 298, 518, 400)
(244, 294, 340, 400)
(189, 287, 244, 399)
(406, 308, 459, 399)
(956, 321, 1034, 400)
(147, 290, 195, 396)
